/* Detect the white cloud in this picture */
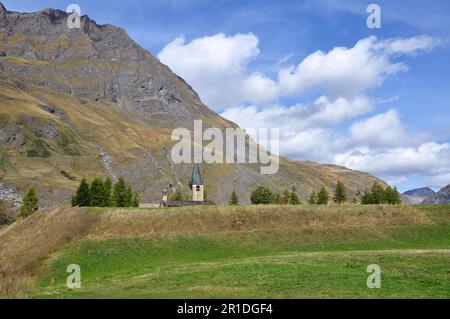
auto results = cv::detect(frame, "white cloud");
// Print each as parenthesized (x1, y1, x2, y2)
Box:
(277, 35, 439, 98)
(335, 142, 450, 188)
(159, 32, 448, 189)
(221, 95, 372, 134)
(159, 34, 439, 110)
(158, 33, 275, 109)
(348, 109, 408, 148)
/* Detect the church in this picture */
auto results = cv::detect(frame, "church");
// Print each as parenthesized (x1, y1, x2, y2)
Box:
(160, 164, 214, 207)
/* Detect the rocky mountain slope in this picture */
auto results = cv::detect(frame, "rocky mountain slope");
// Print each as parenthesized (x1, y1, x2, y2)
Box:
(0, 4, 386, 210)
(421, 185, 450, 204)
(402, 187, 436, 204)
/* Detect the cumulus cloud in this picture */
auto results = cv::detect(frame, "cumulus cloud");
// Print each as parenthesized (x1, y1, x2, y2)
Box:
(158, 33, 278, 109)
(335, 142, 450, 188)
(159, 32, 449, 189)
(159, 34, 439, 109)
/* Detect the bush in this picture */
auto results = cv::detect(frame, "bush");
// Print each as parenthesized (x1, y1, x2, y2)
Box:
(250, 186, 273, 205)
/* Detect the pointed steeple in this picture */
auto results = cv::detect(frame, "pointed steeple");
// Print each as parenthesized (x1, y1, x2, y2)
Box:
(190, 164, 203, 186)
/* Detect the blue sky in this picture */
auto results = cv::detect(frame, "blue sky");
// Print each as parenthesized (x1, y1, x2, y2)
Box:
(3, 0, 450, 191)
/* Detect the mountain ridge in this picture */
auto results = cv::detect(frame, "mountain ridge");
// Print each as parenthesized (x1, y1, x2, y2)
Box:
(0, 4, 387, 210)
(421, 185, 450, 204)
(402, 187, 436, 204)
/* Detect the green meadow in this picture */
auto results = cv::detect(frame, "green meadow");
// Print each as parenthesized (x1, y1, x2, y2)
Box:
(27, 205, 449, 299)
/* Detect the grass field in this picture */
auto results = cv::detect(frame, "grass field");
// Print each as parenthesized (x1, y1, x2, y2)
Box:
(1, 205, 449, 298)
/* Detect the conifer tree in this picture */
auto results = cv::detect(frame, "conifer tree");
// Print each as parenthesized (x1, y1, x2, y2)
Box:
(72, 178, 91, 207)
(132, 192, 140, 207)
(19, 186, 39, 218)
(290, 188, 301, 205)
(371, 182, 385, 204)
(250, 186, 273, 205)
(90, 177, 105, 207)
(317, 187, 329, 205)
(124, 185, 133, 207)
(113, 177, 127, 207)
(103, 177, 113, 207)
(229, 190, 239, 205)
(333, 181, 348, 204)
(308, 191, 318, 205)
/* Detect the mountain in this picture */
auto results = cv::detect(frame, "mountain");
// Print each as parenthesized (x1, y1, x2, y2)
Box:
(0, 4, 386, 210)
(402, 187, 436, 204)
(421, 185, 450, 204)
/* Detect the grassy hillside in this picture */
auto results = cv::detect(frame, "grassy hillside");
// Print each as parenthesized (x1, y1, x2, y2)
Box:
(0, 205, 449, 298)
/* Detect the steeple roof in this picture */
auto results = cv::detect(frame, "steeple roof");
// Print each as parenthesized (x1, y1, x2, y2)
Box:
(190, 164, 203, 185)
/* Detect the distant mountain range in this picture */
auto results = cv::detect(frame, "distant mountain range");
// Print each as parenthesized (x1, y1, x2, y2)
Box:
(402, 186, 450, 204)
(421, 185, 450, 204)
(402, 187, 436, 204)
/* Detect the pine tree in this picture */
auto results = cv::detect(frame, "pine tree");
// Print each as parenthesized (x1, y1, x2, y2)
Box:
(113, 177, 127, 207)
(90, 177, 105, 207)
(250, 186, 273, 205)
(371, 182, 385, 204)
(290, 188, 301, 205)
(19, 186, 39, 218)
(72, 178, 91, 207)
(361, 191, 373, 204)
(317, 187, 329, 205)
(102, 177, 113, 207)
(124, 185, 133, 207)
(308, 191, 318, 205)
(132, 192, 140, 207)
(385, 186, 401, 204)
(333, 181, 348, 204)
(229, 190, 239, 205)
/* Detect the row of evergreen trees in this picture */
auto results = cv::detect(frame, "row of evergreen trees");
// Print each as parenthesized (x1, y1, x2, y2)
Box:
(308, 181, 401, 205)
(361, 182, 401, 204)
(249, 186, 301, 205)
(308, 181, 347, 205)
(71, 177, 139, 208)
